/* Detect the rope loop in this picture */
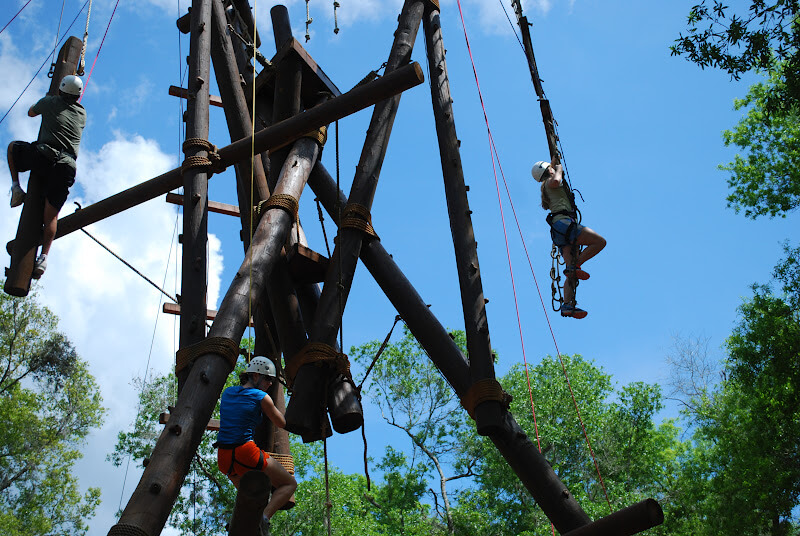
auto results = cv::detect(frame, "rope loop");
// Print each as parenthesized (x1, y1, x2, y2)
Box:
(302, 124, 328, 146)
(285, 342, 351, 388)
(341, 203, 379, 239)
(268, 452, 295, 475)
(254, 193, 299, 221)
(460, 378, 512, 420)
(175, 336, 239, 373)
(181, 137, 225, 176)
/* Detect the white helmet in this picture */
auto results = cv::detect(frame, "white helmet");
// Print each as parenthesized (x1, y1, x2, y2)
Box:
(245, 356, 276, 378)
(531, 161, 551, 182)
(59, 75, 83, 97)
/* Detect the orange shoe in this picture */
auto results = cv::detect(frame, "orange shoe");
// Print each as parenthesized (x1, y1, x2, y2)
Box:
(564, 265, 590, 280)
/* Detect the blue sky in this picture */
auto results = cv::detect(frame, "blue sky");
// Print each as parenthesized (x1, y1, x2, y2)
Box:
(1, 0, 798, 534)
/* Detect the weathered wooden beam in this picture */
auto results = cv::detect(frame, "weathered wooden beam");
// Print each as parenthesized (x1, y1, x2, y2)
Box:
(423, 6, 503, 436)
(286, 0, 426, 438)
(227, 471, 270, 536)
(4, 36, 83, 297)
(177, 0, 213, 393)
(52, 62, 424, 241)
(110, 135, 321, 536)
(230, 0, 261, 48)
(166, 192, 240, 217)
(255, 37, 342, 103)
(561, 499, 664, 536)
(168, 85, 224, 107)
(306, 163, 595, 533)
(162, 302, 255, 327)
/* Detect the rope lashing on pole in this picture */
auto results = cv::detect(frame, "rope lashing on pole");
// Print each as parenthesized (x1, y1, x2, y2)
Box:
(253, 193, 299, 221)
(284, 342, 352, 389)
(340, 203, 379, 239)
(181, 137, 225, 176)
(460, 379, 512, 420)
(174, 336, 240, 374)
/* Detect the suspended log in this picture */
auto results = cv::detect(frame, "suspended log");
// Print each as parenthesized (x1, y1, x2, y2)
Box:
(227, 471, 270, 536)
(51, 62, 424, 242)
(423, 6, 503, 435)
(177, 0, 213, 393)
(4, 36, 83, 297)
(286, 0, 426, 438)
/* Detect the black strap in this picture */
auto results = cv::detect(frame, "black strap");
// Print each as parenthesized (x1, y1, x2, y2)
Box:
(218, 442, 265, 475)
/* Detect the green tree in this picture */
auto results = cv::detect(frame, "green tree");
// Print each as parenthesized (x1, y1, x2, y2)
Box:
(671, 0, 800, 110)
(719, 68, 800, 218)
(0, 286, 105, 536)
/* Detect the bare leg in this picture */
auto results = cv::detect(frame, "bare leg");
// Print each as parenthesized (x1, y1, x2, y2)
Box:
(574, 227, 606, 267)
(41, 200, 60, 256)
(561, 246, 577, 304)
(262, 457, 297, 520)
(7, 142, 19, 186)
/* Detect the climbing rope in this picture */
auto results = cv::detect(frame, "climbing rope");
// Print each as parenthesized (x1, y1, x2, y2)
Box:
(304, 0, 313, 42)
(333, 1, 340, 34)
(47, 0, 67, 79)
(77, 0, 92, 76)
(0, 0, 34, 37)
(455, 0, 612, 513)
(0, 0, 89, 127)
(81, 0, 122, 102)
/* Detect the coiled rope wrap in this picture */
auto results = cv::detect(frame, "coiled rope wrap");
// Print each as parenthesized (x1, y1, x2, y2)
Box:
(175, 336, 240, 373)
(254, 193, 299, 221)
(108, 523, 149, 536)
(460, 378, 512, 420)
(269, 452, 295, 475)
(181, 137, 225, 176)
(341, 203, 379, 239)
(269, 125, 329, 153)
(285, 342, 351, 388)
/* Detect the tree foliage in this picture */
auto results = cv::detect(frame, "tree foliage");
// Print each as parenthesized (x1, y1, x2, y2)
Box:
(0, 285, 105, 536)
(720, 68, 800, 218)
(671, 0, 800, 110)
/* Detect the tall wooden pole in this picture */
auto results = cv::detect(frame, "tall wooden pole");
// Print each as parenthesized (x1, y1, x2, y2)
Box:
(4, 36, 83, 297)
(422, 5, 503, 436)
(178, 0, 213, 392)
(286, 0, 426, 438)
(109, 138, 320, 536)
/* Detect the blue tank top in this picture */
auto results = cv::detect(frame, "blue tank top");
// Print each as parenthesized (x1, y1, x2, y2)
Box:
(217, 386, 267, 445)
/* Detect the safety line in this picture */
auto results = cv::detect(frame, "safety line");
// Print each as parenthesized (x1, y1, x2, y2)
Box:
(50, 0, 67, 77)
(247, 0, 258, 360)
(497, 0, 524, 54)
(0, 0, 33, 37)
(81, 0, 122, 102)
(454, 0, 612, 513)
(0, 0, 89, 127)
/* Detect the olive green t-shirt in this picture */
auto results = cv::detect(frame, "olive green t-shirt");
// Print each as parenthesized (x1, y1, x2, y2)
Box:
(545, 183, 574, 223)
(32, 95, 86, 168)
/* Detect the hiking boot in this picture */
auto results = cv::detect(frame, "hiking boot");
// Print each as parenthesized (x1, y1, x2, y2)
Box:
(564, 265, 589, 280)
(32, 254, 47, 280)
(561, 302, 587, 319)
(10, 184, 25, 208)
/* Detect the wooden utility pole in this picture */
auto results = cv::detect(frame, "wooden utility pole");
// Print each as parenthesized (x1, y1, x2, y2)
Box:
(422, 4, 504, 436)
(178, 0, 213, 392)
(4, 36, 83, 297)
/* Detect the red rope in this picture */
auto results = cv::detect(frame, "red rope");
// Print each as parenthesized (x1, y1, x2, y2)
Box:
(0, 0, 33, 37)
(80, 0, 121, 102)
(454, 0, 612, 514)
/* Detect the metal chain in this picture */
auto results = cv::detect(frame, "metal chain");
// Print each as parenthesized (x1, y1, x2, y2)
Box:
(550, 244, 564, 312)
(333, 1, 340, 34)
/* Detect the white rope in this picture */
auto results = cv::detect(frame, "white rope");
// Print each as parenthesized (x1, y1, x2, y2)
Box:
(78, 0, 92, 75)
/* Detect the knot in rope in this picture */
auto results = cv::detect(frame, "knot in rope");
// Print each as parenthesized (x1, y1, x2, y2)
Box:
(341, 203, 379, 239)
(254, 193, 299, 221)
(460, 378, 512, 420)
(175, 336, 239, 373)
(302, 124, 328, 146)
(285, 342, 351, 388)
(181, 137, 225, 176)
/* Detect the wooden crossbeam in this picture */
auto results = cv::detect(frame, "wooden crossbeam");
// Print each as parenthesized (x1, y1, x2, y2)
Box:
(165, 193, 240, 217)
(168, 85, 224, 108)
(162, 303, 255, 327)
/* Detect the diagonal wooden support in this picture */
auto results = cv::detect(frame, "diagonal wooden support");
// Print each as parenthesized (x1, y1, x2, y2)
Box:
(285, 0, 427, 440)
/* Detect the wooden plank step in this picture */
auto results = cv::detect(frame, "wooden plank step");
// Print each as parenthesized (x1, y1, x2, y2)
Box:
(162, 303, 255, 327)
(165, 192, 240, 217)
(160, 411, 220, 432)
(168, 85, 224, 108)
(286, 243, 329, 284)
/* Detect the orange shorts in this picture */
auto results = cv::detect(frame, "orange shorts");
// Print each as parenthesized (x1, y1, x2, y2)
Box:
(217, 441, 270, 477)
